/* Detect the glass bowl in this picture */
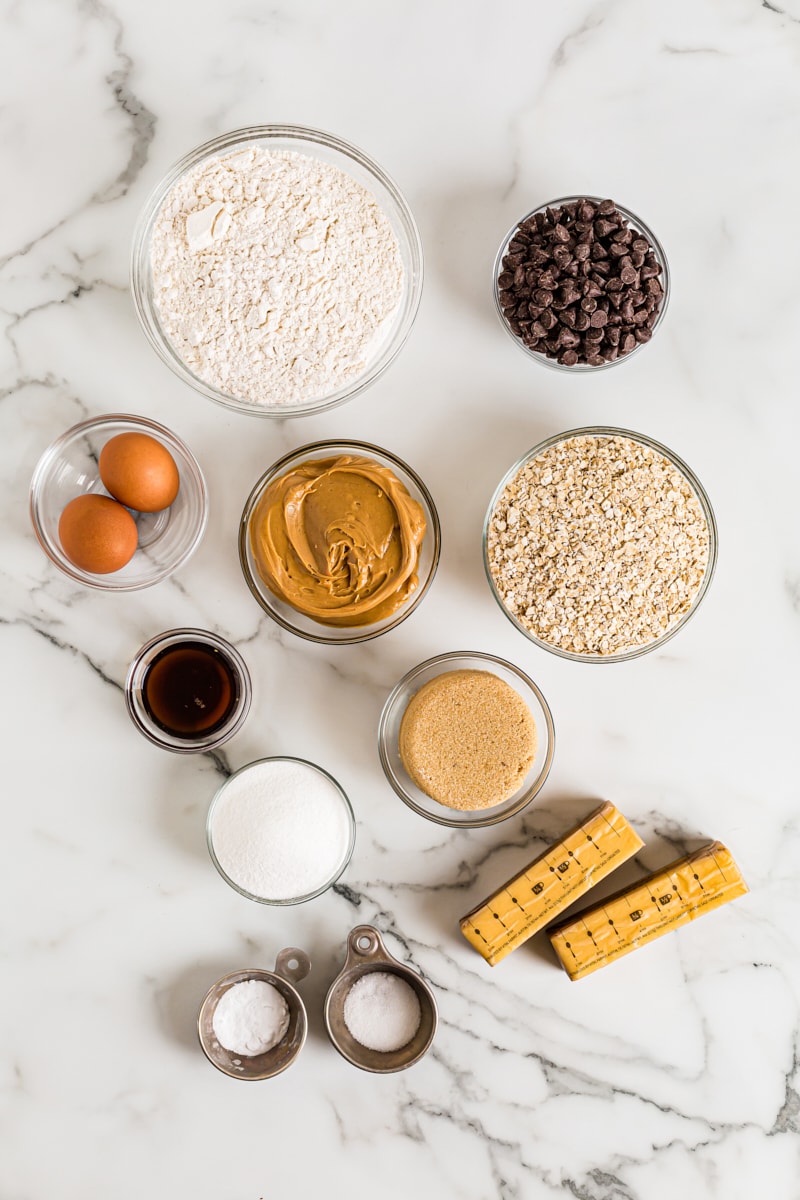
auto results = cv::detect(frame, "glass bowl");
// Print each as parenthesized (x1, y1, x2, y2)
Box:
(493, 195, 670, 372)
(131, 124, 423, 417)
(378, 651, 555, 829)
(125, 628, 252, 754)
(483, 427, 718, 663)
(29, 413, 208, 591)
(239, 439, 441, 645)
(206, 757, 356, 906)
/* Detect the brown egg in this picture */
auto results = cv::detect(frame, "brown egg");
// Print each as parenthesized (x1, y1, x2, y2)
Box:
(58, 494, 139, 574)
(99, 432, 180, 512)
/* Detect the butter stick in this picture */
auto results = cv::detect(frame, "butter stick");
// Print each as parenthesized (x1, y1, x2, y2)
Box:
(548, 841, 748, 981)
(460, 802, 644, 966)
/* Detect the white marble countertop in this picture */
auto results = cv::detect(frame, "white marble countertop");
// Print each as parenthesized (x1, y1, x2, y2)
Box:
(3, 2, 799, 1197)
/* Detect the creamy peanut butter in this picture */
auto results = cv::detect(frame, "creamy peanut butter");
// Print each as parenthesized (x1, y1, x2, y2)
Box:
(249, 455, 427, 626)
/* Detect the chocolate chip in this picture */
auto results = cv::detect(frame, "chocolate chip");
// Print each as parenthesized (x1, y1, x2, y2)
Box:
(498, 198, 664, 365)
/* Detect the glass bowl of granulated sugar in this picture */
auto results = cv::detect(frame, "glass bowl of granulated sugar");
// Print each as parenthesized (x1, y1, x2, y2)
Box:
(206, 757, 356, 905)
(131, 125, 423, 417)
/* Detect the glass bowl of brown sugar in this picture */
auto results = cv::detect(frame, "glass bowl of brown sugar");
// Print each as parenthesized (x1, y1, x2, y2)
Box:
(378, 651, 555, 829)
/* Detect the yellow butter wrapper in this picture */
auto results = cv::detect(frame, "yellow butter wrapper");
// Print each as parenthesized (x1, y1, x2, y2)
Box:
(548, 840, 748, 981)
(459, 801, 644, 966)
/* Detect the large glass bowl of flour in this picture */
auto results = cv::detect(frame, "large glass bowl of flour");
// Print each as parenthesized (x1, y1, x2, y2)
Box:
(131, 125, 423, 417)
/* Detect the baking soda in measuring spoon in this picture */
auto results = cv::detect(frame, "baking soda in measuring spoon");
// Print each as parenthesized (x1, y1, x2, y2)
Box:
(209, 759, 353, 901)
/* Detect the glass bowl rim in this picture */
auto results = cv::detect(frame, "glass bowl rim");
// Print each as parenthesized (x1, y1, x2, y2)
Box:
(238, 438, 442, 645)
(130, 123, 424, 418)
(377, 649, 556, 828)
(492, 194, 670, 373)
(28, 411, 208, 591)
(206, 755, 357, 905)
(482, 425, 719, 663)
(124, 626, 253, 753)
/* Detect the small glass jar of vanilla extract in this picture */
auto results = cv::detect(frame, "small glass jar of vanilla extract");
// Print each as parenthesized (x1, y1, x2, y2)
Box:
(125, 628, 252, 753)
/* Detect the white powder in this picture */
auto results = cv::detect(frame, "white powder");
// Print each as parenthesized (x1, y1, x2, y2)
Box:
(212, 979, 289, 1056)
(343, 971, 422, 1053)
(209, 759, 352, 901)
(150, 146, 404, 406)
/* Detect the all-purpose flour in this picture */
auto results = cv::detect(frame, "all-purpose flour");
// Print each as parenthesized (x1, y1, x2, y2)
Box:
(150, 147, 404, 406)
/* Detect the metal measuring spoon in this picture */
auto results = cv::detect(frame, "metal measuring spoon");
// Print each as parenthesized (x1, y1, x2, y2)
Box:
(324, 925, 437, 1073)
(197, 947, 310, 1079)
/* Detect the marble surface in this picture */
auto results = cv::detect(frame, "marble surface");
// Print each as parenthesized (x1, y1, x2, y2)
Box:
(2, 1, 799, 1196)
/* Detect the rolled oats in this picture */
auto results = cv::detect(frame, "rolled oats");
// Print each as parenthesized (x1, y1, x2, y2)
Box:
(486, 434, 711, 656)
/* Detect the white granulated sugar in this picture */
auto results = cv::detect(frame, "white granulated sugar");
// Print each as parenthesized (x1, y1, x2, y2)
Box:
(150, 147, 404, 406)
(212, 979, 289, 1056)
(209, 759, 352, 901)
(343, 971, 421, 1053)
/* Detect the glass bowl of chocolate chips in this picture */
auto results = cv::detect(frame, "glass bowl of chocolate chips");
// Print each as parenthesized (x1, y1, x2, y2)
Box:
(493, 196, 670, 370)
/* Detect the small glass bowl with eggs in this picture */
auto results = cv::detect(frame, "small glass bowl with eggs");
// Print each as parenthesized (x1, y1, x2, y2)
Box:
(29, 413, 208, 590)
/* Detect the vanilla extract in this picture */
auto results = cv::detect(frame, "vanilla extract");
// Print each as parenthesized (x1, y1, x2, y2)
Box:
(141, 640, 239, 738)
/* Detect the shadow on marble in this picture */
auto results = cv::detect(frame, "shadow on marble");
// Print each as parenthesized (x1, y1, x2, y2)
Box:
(421, 405, 558, 596)
(420, 182, 538, 324)
(395, 792, 607, 956)
(152, 754, 228, 864)
(156, 956, 240, 1053)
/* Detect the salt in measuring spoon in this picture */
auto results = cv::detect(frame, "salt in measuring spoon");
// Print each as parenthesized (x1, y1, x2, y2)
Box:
(198, 948, 310, 1080)
(324, 925, 437, 1073)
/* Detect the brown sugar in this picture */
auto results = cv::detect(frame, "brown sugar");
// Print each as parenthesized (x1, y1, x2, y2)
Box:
(398, 670, 537, 811)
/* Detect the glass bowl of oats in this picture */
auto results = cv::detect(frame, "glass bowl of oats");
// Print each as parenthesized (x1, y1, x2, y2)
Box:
(483, 428, 717, 663)
(131, 125, 423, 417)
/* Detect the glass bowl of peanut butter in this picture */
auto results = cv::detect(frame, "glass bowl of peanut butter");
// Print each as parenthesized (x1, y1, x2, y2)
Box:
(239, 440, 441, 644)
